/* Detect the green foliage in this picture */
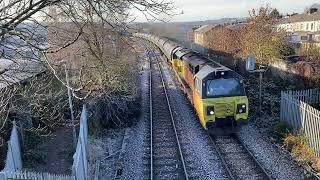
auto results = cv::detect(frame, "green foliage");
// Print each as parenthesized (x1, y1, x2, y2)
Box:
(23, 150, 47, 165)
(270, 8, 282, 19)
(242, 5, 293, 64)
(277, 42, 295, 57)
(274, 121, 292, 138)
(23, 130, 47, 166)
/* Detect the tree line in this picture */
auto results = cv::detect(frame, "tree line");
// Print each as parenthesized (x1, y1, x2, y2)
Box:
(207, 6, 294, 64)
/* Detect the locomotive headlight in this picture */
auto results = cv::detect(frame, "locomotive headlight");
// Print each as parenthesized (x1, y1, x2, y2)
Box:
(237, 104, 247, 114)
(207, 106, 215, 116)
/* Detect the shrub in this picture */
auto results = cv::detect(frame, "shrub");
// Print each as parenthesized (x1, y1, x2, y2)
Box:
(284, 134, 319, 172)
(274, 121, 292, 138)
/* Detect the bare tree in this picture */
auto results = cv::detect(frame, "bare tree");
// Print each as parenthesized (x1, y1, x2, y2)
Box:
(0, 0, 174, 135)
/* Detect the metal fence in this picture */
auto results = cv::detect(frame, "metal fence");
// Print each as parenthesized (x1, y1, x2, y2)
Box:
(0, 171, 75, 180)
(3, 122, 22, 172)
(72, 105, 88, 180)
(0, 105, 88, 180)
(283, 89, 320, 105)
(281, 89, 320, 157)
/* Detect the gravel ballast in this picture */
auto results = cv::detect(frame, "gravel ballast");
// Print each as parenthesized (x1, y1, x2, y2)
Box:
(238, 124, 308, 180)
(158, 56, 228, 180)
(118, 56, 150, 180)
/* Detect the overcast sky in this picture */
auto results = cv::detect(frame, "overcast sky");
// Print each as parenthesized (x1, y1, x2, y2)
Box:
(134, 0, 319, 22)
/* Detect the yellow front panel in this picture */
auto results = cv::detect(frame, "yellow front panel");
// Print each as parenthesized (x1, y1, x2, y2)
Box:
(193, 95, 248, 129)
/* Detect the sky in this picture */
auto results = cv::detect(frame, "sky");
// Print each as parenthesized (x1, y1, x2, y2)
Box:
(133, 0, 319, 22)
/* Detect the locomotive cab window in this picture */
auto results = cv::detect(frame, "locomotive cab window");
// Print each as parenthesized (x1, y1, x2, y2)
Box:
(194, 65, 200, 74)
(206, 78, 245, 98)
(173, 54, 177, 59)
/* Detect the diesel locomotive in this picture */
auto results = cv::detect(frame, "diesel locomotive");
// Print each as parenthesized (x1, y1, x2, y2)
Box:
(135, 33, 248, 130)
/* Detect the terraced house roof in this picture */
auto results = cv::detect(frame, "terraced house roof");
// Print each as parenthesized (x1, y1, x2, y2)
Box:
(194, 25, 215, 34)
(279, 12, 320, 24)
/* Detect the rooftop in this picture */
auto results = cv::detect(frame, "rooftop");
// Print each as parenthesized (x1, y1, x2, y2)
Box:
(194, 25, 215, 34)
(0, 59, 45, 89)
(278, 11, 320, 24)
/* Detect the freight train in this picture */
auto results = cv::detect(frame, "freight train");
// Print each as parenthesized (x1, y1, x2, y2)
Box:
(135, 33, 248, 130)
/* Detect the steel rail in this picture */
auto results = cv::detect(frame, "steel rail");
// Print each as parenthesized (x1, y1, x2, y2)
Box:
(208, 135, 236, 180)
(233, 133, 273, 180)
(149, 50, 154, 180)
(147, 43, 189, 180)
(208, 133, 272, 180)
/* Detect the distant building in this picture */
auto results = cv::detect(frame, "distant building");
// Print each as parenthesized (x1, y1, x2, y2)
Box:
(275, 5, 320, 49)
(205, 25, 242, 57)
(187, 26, 200, 42)
(194, 25, 215, 48)
(276, 12, 320, 33)
(226, 23, 248, 32)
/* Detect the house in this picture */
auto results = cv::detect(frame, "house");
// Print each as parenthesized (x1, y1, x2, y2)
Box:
(276, 12, 320, 33)
(275, 5, 320, 49)
(205, 25, 242, 56)
(194, 25, 215, 48)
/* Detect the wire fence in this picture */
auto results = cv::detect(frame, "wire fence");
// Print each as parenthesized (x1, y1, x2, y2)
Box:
(281, 89, 320, 157)
(0, 105, 88, 180)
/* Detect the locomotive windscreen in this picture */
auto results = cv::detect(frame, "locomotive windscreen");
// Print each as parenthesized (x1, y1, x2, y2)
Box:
(206, 78, 245, 98)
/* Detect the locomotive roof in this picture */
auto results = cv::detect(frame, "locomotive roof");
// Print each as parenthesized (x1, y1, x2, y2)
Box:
(175, 48, 192, 58)
(163, 40, 179, 48)
(173, 46, 183, 54)
(195, 63, 231, 80)
(182, 53, 207, 67)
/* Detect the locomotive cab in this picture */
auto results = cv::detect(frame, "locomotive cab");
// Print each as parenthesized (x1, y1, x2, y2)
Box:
(193, 65, 248, 129)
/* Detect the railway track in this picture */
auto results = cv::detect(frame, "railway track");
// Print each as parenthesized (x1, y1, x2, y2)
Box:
(210, 132, 272, 180)
(143, 44, 188, 180)
(142, 41, 271, 180)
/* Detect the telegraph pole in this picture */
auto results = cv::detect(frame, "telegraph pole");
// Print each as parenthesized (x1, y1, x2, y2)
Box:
(65, 64, 77, 149)
(246, 55, 266, 122)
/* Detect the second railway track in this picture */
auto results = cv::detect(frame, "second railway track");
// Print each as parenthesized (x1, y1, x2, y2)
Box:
(146, 44, 189, 180)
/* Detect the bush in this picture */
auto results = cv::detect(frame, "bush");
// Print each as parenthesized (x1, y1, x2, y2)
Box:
(22, 130, 47, 166)
(88, 93, 141, 135)
(284, 134, 320, 172)
(274, 121, 292, 138)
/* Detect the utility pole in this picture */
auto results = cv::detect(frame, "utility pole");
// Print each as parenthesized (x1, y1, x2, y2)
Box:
(246, 55, 266, 122)
(65, 64, 77, 149)
(252, 68, 265, 121)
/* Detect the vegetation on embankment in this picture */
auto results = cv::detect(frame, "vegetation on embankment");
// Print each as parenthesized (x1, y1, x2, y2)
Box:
(274, 122, 320, 174)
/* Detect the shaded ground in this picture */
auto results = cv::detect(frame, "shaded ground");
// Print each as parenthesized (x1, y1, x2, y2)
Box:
(23, 126, 74, 174)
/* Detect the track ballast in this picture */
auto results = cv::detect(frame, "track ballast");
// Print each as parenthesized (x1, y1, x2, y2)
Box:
(144, 45, 188, 180)
(210, 132, 272, 180)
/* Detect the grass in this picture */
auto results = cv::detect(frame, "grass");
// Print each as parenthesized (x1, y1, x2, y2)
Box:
(284, 133, 320, 172)
(273, 121, 320, 173)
